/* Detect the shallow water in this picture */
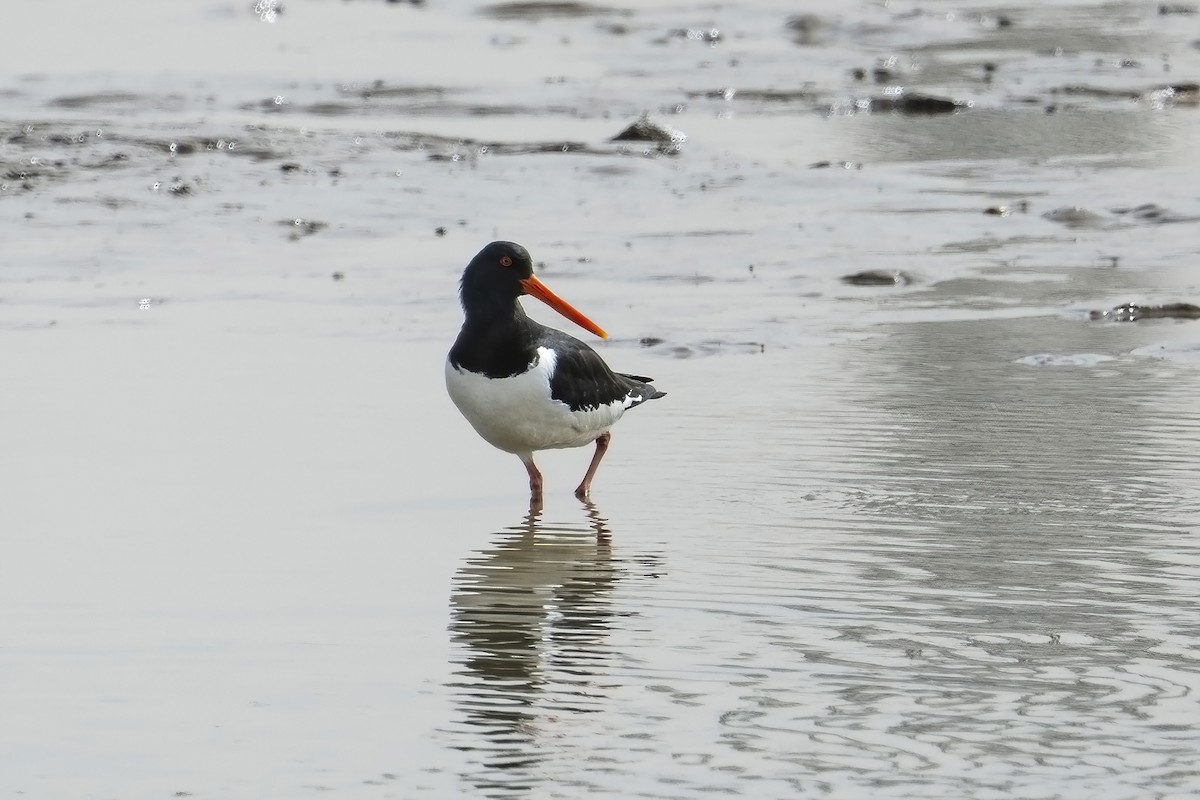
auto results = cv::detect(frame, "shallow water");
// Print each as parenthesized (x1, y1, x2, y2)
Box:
(4, 0, 1200, 797)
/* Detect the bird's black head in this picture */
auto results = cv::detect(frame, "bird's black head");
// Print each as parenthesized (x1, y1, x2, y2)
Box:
(456, 240, 609, 339)
(459, 241, 535, 311)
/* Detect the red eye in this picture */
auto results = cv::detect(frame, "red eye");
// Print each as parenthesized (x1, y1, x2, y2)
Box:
(499, 256, 513, 267)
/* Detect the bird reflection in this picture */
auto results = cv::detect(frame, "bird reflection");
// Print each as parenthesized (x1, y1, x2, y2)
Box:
(446, 500, 615, 795)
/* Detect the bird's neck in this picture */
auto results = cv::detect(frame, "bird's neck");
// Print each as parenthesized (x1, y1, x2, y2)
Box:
(451, 299, 542, 377)
(461, 295, 531, 334)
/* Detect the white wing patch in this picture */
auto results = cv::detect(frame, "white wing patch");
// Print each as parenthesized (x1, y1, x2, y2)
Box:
(445, 346, 628, 456)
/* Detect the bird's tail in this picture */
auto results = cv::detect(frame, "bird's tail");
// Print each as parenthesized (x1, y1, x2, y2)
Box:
(620, 373, 667, 402)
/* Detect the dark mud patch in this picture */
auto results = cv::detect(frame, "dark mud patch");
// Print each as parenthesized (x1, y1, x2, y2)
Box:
(784, 14, 837, 47)
(1110, 203, 1200, 224)
(657, 27, 723, 45)
(280, 218, 329, 240)
(983, 202, 1030, 216)
(54, 195, 134, 210)
(633, 229, 752, 239)
(636, 337, 765, 357)
(0, 123, 295, 201)
(810, 160, 863, 170)
(939, 234, 1066, 253)
(1041, 206, 1109, 229)
(428, 139, 609, 159)
(1090, 303, 1200, 322)
(842, 270, 915, 287)
(480, 1, 629, 20)
(280, 101, 358, 117)
(1052, 85, 1147, 101)
(48, 91, 175, 110)
(693, 87, 965, 115)
(251, 87, 538, 119)
(381, 129, 661, 160)
(687, 87, 819, 105)
(596, 21, 633, 35)
(1044, 203, 1200, 229)
(851, 94, 969, 114)
(338, 83, 449, 100)
(1049, 82, 1199, 108)
(456, 103, 584, 116)
(588, 164, 637, 176)
(383, 130, 606, 158)
(1, 160, 66, 191)
(643, 273, 717, 285)
(85, 152, 132, 170)
(0, 320, 59, 332)
(115, 134, 283, 162)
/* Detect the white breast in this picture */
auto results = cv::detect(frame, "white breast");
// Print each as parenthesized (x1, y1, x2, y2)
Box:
(445, 347, 629, 457)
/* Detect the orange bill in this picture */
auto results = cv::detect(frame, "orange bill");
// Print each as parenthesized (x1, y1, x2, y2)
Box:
(520, 275, 609, 339)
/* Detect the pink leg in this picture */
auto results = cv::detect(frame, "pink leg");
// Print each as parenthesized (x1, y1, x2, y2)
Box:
(574, 432, 611, 499)
(523, 457, 544, 503)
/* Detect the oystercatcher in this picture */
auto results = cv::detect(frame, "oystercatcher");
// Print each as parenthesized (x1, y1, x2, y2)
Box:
(446, 241, 666, 502)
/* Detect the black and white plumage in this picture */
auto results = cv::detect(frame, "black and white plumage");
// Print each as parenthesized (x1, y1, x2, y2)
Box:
(445, 241, 665, 502)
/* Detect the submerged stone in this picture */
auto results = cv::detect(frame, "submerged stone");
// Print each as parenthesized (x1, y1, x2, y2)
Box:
(867, 94, 965, 114)
(841, 270, 914, 286)
(610, 114, 686, 145)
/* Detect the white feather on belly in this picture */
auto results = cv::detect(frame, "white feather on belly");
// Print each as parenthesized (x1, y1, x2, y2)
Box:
(445, 346, 629, 456)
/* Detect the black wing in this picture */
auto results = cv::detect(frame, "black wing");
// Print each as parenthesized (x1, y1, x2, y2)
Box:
(539, 327, 666, 412)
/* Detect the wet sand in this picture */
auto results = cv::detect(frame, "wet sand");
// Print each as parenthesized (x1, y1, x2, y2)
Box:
(5, 0, 1200, 797)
